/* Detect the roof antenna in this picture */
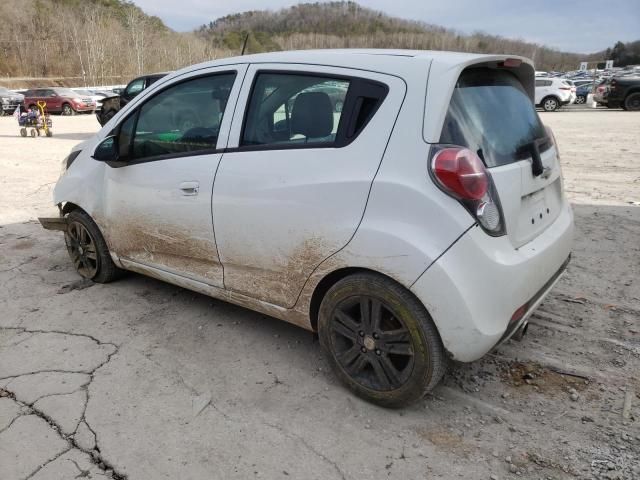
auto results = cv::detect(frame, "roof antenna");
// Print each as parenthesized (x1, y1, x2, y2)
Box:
(241, 33, 249, 56)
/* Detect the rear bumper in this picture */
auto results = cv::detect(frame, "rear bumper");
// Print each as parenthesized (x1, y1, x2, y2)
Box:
(411, 200, 574, 362)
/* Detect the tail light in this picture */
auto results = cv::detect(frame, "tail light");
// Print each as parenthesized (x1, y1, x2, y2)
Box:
(429, 146, 505, 236)
(559, 86, 571, 91)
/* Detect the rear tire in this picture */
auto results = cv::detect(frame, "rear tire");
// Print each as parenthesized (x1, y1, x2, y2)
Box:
(542, 96, 559, 112)
(64, 210, 123, 283)
(20, 128, 27, 137)
(624, 92, 640, 111)
(318, 272, 446, 408)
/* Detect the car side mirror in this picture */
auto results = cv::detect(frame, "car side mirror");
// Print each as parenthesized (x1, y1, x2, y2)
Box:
(92, 136, 126, 167)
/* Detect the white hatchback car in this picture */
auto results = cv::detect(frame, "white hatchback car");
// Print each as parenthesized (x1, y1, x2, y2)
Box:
(535, 77, 574, 111)
(41, 50, 574, 407)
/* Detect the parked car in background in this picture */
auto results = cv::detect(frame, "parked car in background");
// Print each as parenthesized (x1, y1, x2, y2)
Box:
(97, 73, 168, 125)
(23, 88, 95, 115)
(535, 78, 573, 111)
(593, 79, 610, 106)
(575, 83, 594, 104)
(41, 50, 573, 407)
(563, 80, 577, 104)
(73, 89, 109, 111)
(606, 75, 640, 110)
(0, 86, 23, 116)
(572, 79, 594, 88)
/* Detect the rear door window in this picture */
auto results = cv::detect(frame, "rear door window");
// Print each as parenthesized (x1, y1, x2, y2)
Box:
(242, 73, 349, 147)
(440, 68, 547, 167)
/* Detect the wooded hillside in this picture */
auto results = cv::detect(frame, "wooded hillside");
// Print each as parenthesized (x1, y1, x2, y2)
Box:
(197, 2, 586, 71)
(0, 0, 233, 87)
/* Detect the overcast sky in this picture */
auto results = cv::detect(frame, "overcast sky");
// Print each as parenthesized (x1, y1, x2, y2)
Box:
(132, 0, 639, 54)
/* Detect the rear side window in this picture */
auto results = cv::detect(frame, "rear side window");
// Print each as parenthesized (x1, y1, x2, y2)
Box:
(242, 73, 349, 147)
(440, 68, 547, 167)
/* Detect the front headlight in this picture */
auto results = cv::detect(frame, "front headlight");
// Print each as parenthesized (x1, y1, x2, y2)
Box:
(1, 98, 8, 104)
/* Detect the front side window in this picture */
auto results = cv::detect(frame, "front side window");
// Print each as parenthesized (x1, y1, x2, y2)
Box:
(123, 72, 236, 161)
(242, 73, 350, 147)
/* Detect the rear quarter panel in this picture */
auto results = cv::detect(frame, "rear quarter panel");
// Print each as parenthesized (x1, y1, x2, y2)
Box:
(293, 59, 476, 318)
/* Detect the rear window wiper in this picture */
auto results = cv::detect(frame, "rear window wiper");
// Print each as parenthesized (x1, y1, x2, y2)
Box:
(516, 138, 546, 177)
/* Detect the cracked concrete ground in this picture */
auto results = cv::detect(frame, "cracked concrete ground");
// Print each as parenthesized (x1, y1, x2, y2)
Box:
(0, 111, 639, 479)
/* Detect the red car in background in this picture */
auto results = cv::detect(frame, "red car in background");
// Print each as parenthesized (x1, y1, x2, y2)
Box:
(23, 87, 95, 115)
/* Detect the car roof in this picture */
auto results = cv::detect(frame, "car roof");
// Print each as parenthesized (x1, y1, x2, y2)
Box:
(169, 49, 532, 79)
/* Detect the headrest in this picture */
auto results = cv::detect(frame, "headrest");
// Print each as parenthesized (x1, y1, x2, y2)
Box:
(291, 92, 333, 139)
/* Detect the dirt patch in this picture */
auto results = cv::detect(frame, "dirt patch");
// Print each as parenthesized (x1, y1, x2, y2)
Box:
(223, 236, 333, 309)
(97, 212, 223, 285)
(415, 426, 470, 458)
(11, 240, 35, 250)
(500, 361, 590, 395)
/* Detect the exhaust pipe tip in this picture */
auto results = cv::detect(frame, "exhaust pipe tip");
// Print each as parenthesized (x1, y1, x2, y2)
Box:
(512, 321, 529, 342)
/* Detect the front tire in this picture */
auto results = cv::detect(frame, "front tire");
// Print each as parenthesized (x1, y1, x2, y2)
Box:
(575, 95, 586, 104)
(318, 273, 446, 408)
(542, 96, 559, 112)
(64, 210, 122, 283)
(624, 92, 640, 111)
(61, 103, 75, 116)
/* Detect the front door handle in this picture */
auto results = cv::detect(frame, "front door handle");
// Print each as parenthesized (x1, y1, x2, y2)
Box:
(179, 181, 199, 196)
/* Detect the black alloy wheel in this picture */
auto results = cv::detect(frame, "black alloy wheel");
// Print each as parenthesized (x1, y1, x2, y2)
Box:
(65, 220, 99, 279)
(330, 295, 415, 391)
(318, 273, 446, 407)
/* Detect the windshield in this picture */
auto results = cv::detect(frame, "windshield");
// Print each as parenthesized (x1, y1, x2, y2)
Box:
(440, 68, 547, 167)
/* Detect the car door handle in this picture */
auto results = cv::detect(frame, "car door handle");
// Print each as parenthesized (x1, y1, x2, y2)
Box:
(179, 181, 199, 196)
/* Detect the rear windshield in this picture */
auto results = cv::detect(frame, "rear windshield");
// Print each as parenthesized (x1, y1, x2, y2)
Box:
(440, 68, 547, 168)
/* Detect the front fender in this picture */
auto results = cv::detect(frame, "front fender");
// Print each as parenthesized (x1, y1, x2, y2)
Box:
(53, 148, 105, 221)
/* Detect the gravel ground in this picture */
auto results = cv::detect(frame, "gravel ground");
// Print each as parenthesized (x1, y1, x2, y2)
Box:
(0, 109, 638, 480)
